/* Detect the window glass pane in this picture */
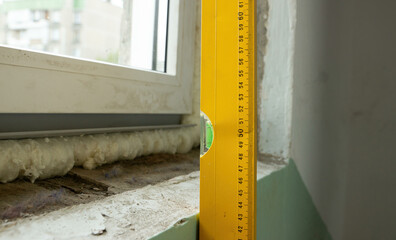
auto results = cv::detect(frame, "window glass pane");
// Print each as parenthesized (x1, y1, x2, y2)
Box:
(0, 0, 170, 73)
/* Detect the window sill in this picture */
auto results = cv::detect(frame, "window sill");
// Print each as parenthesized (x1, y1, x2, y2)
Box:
(0, 155, 283, 240)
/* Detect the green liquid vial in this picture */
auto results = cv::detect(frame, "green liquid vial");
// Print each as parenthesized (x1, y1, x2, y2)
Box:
(200, 111, 214, 157)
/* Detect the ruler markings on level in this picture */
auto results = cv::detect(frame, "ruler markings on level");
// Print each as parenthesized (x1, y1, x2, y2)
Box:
(200, 0, 256, 239)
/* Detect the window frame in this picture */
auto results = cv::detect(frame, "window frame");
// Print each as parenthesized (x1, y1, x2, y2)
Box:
(0, 0, 196, 115)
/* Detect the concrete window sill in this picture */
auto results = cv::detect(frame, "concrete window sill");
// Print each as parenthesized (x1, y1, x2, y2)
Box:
(0, 154, 282, 240)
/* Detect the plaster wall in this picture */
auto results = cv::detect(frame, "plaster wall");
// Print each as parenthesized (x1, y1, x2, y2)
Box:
(291, 0, 396, 239)
(257, 0, 295, 159)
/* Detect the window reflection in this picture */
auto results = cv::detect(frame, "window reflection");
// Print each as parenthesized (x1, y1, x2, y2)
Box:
(0, 0, 170, 73)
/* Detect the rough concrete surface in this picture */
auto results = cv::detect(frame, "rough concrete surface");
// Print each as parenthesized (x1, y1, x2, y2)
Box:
(0, 149, 199, 223)
(0, 154, 278, 240)
(0, 171, 200, 240)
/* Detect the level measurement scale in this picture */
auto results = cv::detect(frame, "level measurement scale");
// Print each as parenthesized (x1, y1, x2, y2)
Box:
(200, 0, 257, 239)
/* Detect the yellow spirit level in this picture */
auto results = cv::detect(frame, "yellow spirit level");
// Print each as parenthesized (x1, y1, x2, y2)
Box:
(200, 0, 257, 239)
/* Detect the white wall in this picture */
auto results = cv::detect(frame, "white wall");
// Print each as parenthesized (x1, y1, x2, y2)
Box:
(257, 0, 295, 159)
(291, 0, 396, 239)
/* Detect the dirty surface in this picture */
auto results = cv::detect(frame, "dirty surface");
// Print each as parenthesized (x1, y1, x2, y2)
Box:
(0, 156, 281, 240)
(0, 148, 199, 223)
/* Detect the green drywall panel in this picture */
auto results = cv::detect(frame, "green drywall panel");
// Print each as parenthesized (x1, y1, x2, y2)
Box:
(1, 0, 65, 12)
(257, 159, 332, 240)
(150, 159, 332, 240)
(150, 215, 198, 240)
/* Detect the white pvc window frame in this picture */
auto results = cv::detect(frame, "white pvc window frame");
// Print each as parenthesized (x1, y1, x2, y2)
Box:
(0, 0, 196, 114)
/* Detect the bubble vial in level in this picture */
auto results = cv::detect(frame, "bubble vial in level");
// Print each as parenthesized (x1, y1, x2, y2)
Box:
(200, 111, 214, 157)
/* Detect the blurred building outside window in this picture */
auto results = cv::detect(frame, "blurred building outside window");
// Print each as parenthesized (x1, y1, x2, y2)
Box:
(0, 0, 169, 72)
